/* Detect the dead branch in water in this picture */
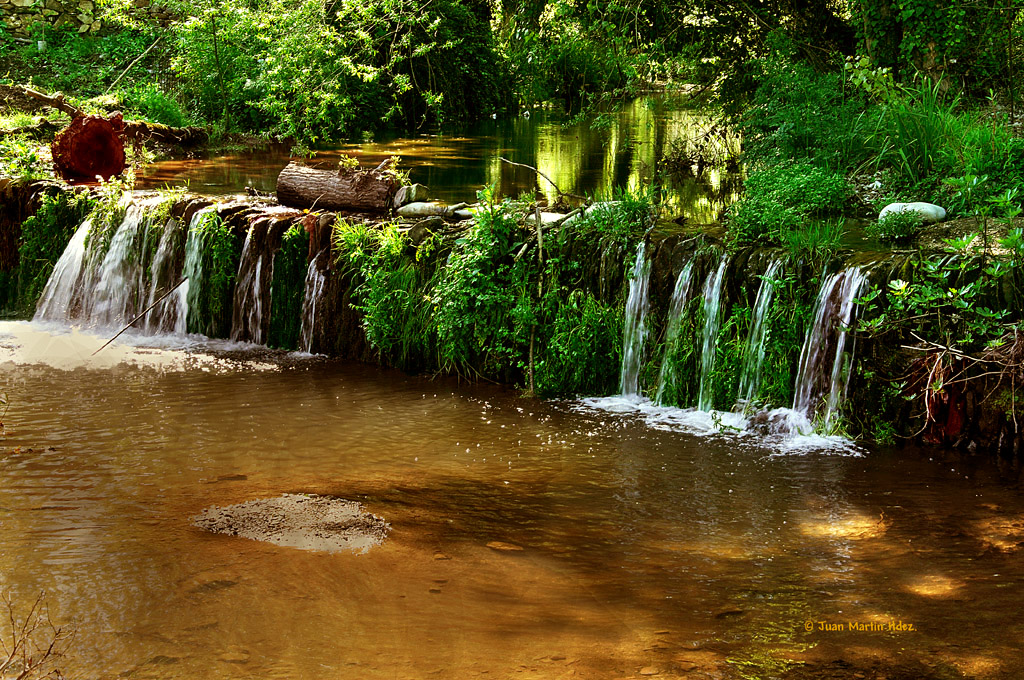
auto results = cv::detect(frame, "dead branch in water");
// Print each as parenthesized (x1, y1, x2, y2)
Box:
(0, 590, 75, 680)
(498, 157, 587, 203)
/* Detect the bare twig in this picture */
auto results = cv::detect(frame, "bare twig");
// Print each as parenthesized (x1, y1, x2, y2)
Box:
(498, 157, 587, 203)
(105, 36, 162, 94)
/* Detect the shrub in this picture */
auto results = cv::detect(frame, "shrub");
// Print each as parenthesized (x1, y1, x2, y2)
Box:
(866, 210, 921, 243)
(739, 34, 874, 173)
(121, 83, 189, 128)
(727, 163, 850, 248)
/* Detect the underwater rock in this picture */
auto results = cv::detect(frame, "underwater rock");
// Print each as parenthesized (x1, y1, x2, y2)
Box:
(192, 493, 389, 553)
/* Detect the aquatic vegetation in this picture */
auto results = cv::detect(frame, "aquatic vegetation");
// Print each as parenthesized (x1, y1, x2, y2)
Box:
(268, 224, 309, 350)
(2, 190, 92, 317)
(185, 211, 241, 337)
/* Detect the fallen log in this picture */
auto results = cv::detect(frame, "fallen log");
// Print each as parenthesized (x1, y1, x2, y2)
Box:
(51, 112, 127, 182)
(276, 161, 400, 212)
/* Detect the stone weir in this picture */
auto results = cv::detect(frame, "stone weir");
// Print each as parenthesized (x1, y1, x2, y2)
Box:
(2, 179, 1021, 459)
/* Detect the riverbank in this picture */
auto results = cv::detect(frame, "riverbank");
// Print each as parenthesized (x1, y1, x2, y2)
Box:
(1, 175, 1020, 459)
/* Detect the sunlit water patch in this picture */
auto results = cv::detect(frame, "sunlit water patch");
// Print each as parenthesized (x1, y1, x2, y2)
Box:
(0, 321, 280, 373)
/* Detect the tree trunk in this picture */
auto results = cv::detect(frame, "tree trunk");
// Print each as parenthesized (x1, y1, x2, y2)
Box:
(276, 161, 399, 213)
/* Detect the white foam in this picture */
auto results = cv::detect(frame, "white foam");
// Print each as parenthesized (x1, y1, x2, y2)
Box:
(0, 321, 280, 373)
(574, 396, 862, 456)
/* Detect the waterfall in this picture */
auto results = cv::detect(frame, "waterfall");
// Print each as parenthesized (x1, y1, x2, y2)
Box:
(619, 240, 652, 396)
(181, 207, 214, 335)
(34, 218, 92, 321)
(35, 204, 160, 328)
(736, 258, 784, 405)
(654, 259, 695, 404)
(792, 267, 869, 427)
(83, 205, 150, 327)
(230, 225, 276, 345)
(696, 255, 728, 411)
(144, 215, 188, 334)
(299, 251, 328, 353)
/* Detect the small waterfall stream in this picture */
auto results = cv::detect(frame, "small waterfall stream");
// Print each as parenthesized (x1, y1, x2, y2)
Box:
(697, 255, 728, 411)
(230, 222, 279, 345)
(654, 259, 695, 404)
(299, 251, 328, 353)
(144, 215, 188, 335)
(84, 205, 150, 327)
(181, 207, 215, 335)
(736, 258, 784, 405)
(792, 267, 869, 427)
(34, 218, 92, 321)
(619, 241, 652, 396)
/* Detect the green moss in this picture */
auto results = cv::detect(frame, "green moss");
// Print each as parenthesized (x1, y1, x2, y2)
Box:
(2, 190, 93, 318)
(268, 225, 310, 350)
(186, 211, 241, 337)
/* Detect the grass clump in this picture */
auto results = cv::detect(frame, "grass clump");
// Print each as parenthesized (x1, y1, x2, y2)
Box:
(866, 210, 922, 243)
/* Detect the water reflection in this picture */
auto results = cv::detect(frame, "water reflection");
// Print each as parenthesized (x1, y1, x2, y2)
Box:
(2, 326, 1024, 678)
(137, 96, 742, 223)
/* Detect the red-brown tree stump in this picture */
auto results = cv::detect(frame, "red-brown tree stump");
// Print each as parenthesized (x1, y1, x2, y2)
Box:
(276, 161, 399, 213)
(51, 113, 127, 182)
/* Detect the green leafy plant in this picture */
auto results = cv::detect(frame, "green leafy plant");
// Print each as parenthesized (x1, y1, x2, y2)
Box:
(866, 210, 922, 243)
(6, 190, 93, 316)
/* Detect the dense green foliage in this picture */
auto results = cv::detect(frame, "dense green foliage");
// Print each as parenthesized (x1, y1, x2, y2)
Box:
(332, 190, 644, 394)
(267, 225, 309, 349)
(727, 162, 849, 253)
(185, 211, 240, 337)
(0, 191, 93, 317)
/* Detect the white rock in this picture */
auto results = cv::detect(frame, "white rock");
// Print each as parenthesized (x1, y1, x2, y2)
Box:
(396, 201, 448, 218)
(392, 183, 429, 209)
(524, 212, 567, 225)
(878, 202, 946, 224)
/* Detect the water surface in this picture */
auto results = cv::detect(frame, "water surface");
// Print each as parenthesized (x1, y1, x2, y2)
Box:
(137, 96, 741, 224)
(1, 322, 1023, 679)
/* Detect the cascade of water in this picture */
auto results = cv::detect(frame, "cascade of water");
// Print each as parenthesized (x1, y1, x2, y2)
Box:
(299, 252, 328, 353)
(83, 205, 150, 327)
(736, 258, 785, 405)
(230, 227, 275, 345)
(792, 267, 869, 427)
(181, 207, 214, 335)
(654, 259, 696, 403)
(34, 218, 92, 321)
(696, 255, 729, 411)
(144, 216, 188, 334)
(619, 240, 652, 396)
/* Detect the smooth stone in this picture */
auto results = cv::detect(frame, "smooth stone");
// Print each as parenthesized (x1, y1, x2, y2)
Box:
(451, 209, 474, 221)
(524, 211, 568, 225)
(399, 216, 443, 246)
(561, 201, 621, 227)
(878, 201, 946, 224)
(396, 201, 447, 218)
(392, 183, 429, 209)
(486, 541, 524, 551)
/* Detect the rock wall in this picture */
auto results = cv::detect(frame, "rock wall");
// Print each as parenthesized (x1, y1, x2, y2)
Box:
(0, 0, 170, 38)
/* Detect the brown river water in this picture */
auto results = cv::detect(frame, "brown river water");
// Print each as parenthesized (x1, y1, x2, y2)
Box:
(2, 322, 1024, 679)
